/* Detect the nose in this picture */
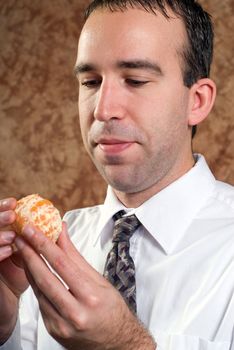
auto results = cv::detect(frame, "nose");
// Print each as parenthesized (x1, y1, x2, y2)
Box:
(94, 79, 125, 122)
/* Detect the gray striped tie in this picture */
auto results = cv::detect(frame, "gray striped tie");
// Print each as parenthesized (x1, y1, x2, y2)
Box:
(104, 210, 141, 313)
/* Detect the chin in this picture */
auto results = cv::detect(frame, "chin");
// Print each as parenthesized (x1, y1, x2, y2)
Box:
(105, 175, 144, 194)
(95, 162, 147, 193)
(102, 174, 134, 192)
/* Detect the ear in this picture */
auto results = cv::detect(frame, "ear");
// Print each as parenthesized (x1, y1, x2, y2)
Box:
(188, 78, 216, 126)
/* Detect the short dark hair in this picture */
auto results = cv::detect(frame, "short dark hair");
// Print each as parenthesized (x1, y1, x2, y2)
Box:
(84, 0, 214, 137)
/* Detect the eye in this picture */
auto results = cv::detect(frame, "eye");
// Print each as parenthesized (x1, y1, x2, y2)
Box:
(125, 79, 149, 87)
(81, 79, 101, 88)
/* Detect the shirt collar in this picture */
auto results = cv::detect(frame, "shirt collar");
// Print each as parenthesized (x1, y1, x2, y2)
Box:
(93, 154, 216, 254)
(93, 186, 127, 246)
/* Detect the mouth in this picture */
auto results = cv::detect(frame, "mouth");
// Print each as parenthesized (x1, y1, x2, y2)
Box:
(95, 138, 135, 154)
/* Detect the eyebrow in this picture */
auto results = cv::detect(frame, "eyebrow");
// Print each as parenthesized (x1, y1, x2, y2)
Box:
(74, 63, 95, 75)
(117, 60, 163, 76)
(74, 59, 163, 76)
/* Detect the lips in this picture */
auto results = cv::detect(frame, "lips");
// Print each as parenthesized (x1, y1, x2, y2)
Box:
(95, 138, 135, 154)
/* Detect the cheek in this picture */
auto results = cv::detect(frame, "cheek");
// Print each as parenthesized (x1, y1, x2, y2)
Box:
(139, 98, 188, 149)
(134, 98, 168, 135)
(78, 97, 93, 133)
(78, 113, 89, 152)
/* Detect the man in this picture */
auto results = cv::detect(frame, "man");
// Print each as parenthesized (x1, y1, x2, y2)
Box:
(0, 0, 233, 349)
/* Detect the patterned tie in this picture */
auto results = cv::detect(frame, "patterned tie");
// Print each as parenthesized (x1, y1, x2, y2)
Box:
(103, 210, 141, 313)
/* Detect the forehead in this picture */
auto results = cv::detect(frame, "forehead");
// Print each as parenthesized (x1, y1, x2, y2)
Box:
(77, 8, 186, 69)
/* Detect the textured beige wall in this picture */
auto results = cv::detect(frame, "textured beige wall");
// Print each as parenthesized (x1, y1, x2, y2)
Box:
(0, 0, 233, 215)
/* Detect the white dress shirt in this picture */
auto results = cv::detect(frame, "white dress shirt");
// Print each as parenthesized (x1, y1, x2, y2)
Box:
(1, 154, 234, 350)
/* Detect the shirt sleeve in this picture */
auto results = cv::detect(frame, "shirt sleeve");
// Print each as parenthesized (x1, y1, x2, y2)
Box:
(0, 319, 21, 350)
(0, 287, 39, 350)
(155, 331, 231, 350)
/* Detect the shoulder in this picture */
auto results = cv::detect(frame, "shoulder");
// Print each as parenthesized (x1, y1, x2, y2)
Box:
(212, 180, 234, 213)
(63, 205, 103, 228)
(197, 179, 234, 237)
(62, 205, 104, 248)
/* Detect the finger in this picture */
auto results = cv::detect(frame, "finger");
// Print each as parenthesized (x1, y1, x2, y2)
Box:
(0, 198, 17, 212)
(0, 231, 16, 245)
(56, 222, 71, 251)
(0, 198, 17, 228)
(0, 245, 13, 261)
(28, 272, 75, 344)
(10, 251, 25, 268)
(15, 236, 81, 317)
(0, 248, 28, 296)
(24, 266, 66, 318)
(37, 293, 70, 339)
(24, 266, 74, 339)
(19, 225, 106, 295)
(25, 267, 88, 343)
(57, 223, 101, 281)
(0, 211, 16, 228)
(56, 222, 71, 254)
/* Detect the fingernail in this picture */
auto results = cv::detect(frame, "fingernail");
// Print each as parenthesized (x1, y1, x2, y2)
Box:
(22, 225, 35, 238)
(0, 199, 10, 207)
(14, 237, 25, 250)
(2, 231, 15, 243)
(0, 198, 15, 209)
(0, 211, 13, 224)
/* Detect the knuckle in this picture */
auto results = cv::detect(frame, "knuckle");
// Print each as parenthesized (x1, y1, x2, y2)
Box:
(86, 293, 100, 308)
(53, 255, 66, 271)
(0, 232, 4, 245)
(71, 311, 88, 331)
(25, 227, 49, 252)
(54, 322, 72, 340)
(59, 325, 72, 340)
(34, 234, 48, 252)
(36, 276, 46, 290)
(37, 239, 47, 251)
(67, 296, 101, 331)
(58, 304, 88, 331)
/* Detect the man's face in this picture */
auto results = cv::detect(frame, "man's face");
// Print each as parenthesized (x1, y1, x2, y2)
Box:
(76, 8, 194, 200)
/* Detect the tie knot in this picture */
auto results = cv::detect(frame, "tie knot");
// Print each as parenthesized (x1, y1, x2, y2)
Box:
(112, 211, 141, 243)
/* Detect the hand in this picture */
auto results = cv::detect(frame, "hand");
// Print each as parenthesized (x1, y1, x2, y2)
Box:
(0, 198, 29, 343)
(15, 223, 156, 350)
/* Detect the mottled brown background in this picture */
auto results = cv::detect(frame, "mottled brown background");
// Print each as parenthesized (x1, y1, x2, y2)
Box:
(0, 0, 233, 216)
